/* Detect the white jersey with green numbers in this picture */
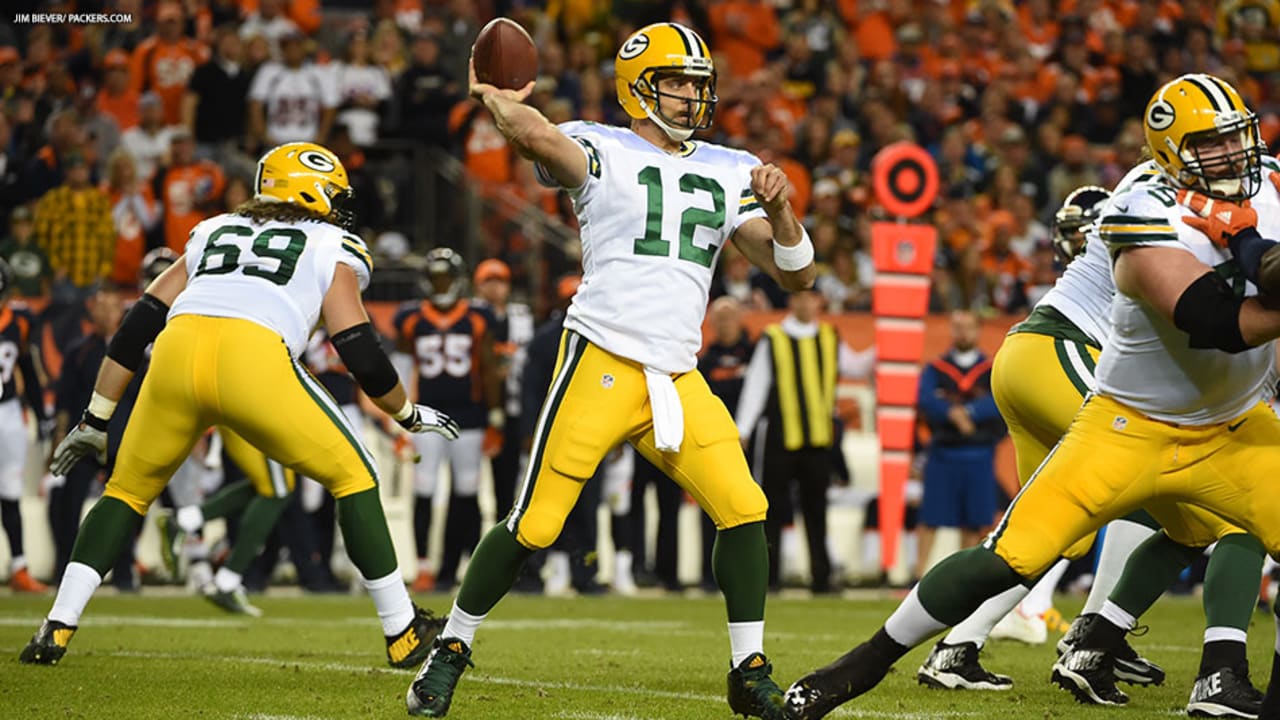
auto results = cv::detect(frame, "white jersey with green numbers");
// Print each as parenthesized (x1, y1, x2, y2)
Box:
(170, 213, 373, 357)
(539, 121, 767, 373)
(1093, 159, 1278, 424)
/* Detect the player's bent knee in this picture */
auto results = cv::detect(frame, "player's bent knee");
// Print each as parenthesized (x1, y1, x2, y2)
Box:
(102, 483, 156, 516)
(714, 482, 769, 529)
(515, 507, 567, 550)
(325, 472, 377, 500)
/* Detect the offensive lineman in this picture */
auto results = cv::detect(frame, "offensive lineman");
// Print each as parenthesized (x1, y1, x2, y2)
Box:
(20, 142, 456, 673)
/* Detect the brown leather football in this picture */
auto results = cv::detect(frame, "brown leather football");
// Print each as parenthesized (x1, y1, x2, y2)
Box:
(472, 18, 538, 91)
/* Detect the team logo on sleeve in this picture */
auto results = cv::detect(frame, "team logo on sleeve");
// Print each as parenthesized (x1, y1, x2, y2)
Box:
(1146, 100, 1175, 131)
(619, 34, 649, 60)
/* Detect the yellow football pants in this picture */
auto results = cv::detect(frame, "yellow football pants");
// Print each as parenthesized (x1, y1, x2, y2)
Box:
(990, 332, 1098, 560)
(219, 427, 296, 498)
(989, 393, 1277, 578)
(105, 315, 377, 514)
(506, 330, 768, 550)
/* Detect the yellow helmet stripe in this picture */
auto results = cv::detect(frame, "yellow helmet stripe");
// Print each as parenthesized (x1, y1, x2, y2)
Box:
(1184, 74, 1227, 112)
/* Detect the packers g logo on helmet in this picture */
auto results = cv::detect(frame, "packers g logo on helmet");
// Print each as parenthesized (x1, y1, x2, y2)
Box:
(255, 142, 358, 230)
(1143, 73, 1262, 201)
(615, 23, 717, 142)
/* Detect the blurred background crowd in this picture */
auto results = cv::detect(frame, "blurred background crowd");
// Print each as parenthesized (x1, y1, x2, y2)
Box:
(3, 0, 1279, 320)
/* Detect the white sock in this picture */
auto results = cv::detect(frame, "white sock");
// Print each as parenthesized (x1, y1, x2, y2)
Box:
(728, 620, 764, 667)
(10, 554, 27, 573)
(213, 566, 243, 593)
(48, 562, 102, 626)
(1205, 626, 1248, 644)
(362, 570, 415, 636)
(442, 602, 487, 647)
(417, 557, 431, 573)
(1098, 599, 1137, 631)
(614, 550, 633, 582)
(1083, 520, 1157, 615)
(944, 583, 1027, 647)
(1021, 558, 1069, 617)
(861, 530, 880, 575)
(884, 585, 948, 647)
(176, 505, 204, 535)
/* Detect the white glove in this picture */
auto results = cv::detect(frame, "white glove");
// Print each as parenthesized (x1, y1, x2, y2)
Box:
(396, 404, 461, 440)
(50, 413, 109, 475)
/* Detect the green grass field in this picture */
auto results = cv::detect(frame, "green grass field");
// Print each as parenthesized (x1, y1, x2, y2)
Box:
(0, 590, 1274, 719)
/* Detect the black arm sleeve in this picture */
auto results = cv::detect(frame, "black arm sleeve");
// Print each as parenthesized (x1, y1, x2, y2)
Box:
(330, 322, 399, 398)
(1172, 271, 1251, 354)
(16, 352, 44, 419)
(106, 293, 170, 372)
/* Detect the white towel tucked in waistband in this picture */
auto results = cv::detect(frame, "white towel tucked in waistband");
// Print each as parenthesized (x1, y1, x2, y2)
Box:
(644, 367, 684, 452)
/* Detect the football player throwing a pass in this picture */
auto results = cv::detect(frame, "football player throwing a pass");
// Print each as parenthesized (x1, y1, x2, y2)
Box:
(407, 22, 816, 720)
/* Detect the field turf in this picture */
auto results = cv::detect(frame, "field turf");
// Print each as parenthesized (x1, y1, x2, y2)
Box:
(0, 590, 1274, 719)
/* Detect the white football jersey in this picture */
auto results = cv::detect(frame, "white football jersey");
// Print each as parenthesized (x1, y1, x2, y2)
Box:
(1094, 159, 1278, 424)
(540, 122, 767, 373)
(171, 213, 373, 357)
(1035, 229, 1115, 348)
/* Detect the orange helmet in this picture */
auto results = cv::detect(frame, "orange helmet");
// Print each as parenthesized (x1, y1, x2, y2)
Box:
(474, 258, 511, 284)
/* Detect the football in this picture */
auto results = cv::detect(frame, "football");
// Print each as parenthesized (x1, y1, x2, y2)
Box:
(472, 17, 539, 91)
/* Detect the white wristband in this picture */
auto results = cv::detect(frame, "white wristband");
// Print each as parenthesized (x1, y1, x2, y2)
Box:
(88, 391, 118, 421)
(773, 232, 814, 272)
(392, 398, 415, 422)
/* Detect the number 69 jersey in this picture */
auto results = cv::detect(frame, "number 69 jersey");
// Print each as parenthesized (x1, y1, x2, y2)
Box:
(540, 121, 768, 374)
(171, 214, 373, 357)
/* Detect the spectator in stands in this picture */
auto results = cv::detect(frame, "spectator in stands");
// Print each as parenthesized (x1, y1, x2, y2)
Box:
(1045, 134, 1101, 211)
(0, 206, 52, 299)
(154, 128, 226, 254)
(980, 211, 1032, 314)
(394, 32, 458, 149)
(102, 148, 159, 287)
(711, 242, 786, 311)
(448, 95, 511, 185)
(816, 242, 871, 313)
(76, 85, 122, 178)
(0, 114, 23, 225)
(915, 310, 1005, 578)
(121, 92, 177, 181)
(34, 150, 114, 293)
(248, 30, 338, 149)
(95, 49, 140, 132)
(184, 25, 252, 173)
(333, 30, 393, 147)
(709, 0, 782, 80)
(130, 1, 209, 127)
(239, 0, 302, 61)
(21, 108, 85, 203)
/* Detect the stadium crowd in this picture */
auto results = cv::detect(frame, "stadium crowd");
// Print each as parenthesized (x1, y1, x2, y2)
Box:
(1, 0, 1279, 594)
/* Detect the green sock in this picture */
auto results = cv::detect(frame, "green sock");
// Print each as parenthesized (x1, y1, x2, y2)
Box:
(336, 488, 399, 580)
(200, 480, 255, 522)
(222, 495, 290, 574)
(712, 522, 768, 622)
(70, 497, 145, 575)
(917, 546, 1023, 625)
(1203, 533, 1265, 632)
(1110, 532, 1203, 617)
(456, 524, 534, 616)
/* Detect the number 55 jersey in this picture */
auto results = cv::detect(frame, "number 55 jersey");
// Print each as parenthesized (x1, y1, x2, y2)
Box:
(539, 121, 767, 374)
(172, 215, 373, 357)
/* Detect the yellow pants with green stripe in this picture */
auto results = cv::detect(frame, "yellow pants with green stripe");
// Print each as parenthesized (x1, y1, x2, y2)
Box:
(988, 394, 1269, 579)
(219, 427, 296, 498)
(990, 332, 1099, 561)
(506, 329, 767, 550)
(104, 315, 376, 515)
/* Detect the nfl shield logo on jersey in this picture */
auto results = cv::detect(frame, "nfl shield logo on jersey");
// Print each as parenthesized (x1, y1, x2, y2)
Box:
(1112, 416, 1128, 432)
(601, 373, 614, 389)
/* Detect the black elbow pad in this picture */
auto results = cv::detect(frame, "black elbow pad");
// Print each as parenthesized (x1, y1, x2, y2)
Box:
(331, 322, 399, 397)
(106, 294, 170, 371)
(1172, 271, 1251, 354)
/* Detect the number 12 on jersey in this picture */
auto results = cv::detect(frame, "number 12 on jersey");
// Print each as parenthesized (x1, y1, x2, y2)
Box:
(632, 166, 726, 268)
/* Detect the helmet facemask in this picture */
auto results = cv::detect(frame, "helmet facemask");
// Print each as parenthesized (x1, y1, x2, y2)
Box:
(1172, 111, 1263, 201)
(326, 185, 358, 232)
(1051, 186, 1110, 264)
(632, 65, 717, 142)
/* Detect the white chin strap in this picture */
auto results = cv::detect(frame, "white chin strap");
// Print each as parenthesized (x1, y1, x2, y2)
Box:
(635, 87, 694, 142)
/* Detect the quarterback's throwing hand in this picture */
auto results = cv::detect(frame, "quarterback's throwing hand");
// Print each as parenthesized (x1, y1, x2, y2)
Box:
(468, 54, 535, 104)
(1176, 188, 1256, 247)
(396, 404, 461, 440)
(750, 164, 791, 213)
(50, 415, 108, 476)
